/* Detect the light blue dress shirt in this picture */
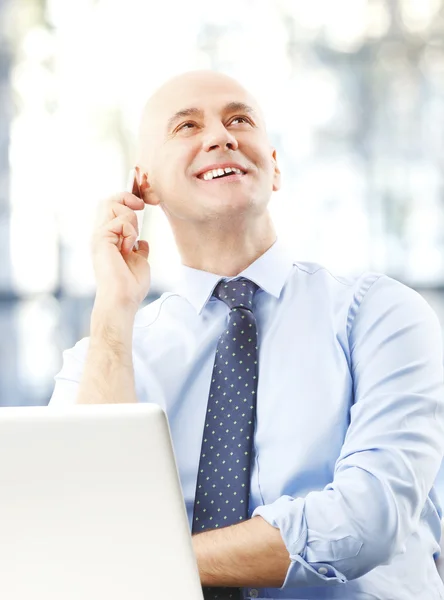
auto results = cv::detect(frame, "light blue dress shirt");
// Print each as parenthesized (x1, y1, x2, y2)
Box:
(50, 240, 444, 599)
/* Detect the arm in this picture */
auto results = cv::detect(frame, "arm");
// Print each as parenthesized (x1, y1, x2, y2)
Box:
(76, 305, 138, 404)
(193, 515, 290, 587)
(193, 276, 444, 588)
(71, 191, 150, 405)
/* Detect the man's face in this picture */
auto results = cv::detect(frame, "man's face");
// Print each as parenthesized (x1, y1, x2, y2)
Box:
(139, 73, 280, 223)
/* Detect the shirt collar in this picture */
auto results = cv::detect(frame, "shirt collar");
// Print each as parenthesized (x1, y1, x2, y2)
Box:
(175, 239, 295, 314)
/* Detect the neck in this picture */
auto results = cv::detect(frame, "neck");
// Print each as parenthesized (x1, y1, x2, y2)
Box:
(168, 212, 277, 277)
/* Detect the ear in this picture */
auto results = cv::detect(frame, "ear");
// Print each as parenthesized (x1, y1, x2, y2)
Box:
(135, 165, 160, 206)
(271, 148, 281, 192)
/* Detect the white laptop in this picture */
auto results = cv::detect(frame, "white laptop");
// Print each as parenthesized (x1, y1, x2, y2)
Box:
(0, 403, 204, 600)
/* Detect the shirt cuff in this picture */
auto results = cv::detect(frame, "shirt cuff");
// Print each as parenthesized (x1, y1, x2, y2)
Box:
(252, 496, 348, 588)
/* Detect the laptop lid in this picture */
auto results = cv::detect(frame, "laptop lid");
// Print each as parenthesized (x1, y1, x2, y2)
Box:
(0, 403, 203, 600)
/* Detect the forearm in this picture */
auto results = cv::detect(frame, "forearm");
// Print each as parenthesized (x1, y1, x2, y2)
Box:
(76, 303, 137, 404)
(192, 515, 290, 588)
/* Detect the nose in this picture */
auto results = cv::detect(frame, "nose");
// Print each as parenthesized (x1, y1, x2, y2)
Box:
(202, 123, 239, 152)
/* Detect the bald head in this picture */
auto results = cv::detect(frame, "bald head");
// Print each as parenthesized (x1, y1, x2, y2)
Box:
(136, 70, 266, 166)
(132, 69, 280, 228)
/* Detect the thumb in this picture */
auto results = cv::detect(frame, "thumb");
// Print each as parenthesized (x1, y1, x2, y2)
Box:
(133, 239, 149, 260)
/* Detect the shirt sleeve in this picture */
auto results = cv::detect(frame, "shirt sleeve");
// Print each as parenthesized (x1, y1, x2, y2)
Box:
(48, 337, 90, 407)
(252, 274, 444, 588)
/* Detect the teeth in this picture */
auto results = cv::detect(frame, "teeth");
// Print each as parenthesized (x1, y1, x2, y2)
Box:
(201, 166, 244, 180)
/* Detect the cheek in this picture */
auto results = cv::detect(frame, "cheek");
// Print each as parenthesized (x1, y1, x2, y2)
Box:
(162, 149, 196, 185)
(153, 160, 180, 195)
(255, 154, 275, 183)
(246, 140, 273, 172)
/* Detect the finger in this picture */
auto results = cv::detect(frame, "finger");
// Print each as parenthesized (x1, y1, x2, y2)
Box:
(110, 217, 138, 256)
(95, 207, 139, 244)
(95, 216, 138, 255)
(111, 191, 145, 211)
(108, 202, 139, 232)
(120, 221, 138, 256)
(96, 193, 144, 227)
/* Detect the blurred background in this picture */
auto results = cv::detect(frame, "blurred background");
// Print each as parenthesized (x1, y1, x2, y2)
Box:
(1, 0, 444, 429)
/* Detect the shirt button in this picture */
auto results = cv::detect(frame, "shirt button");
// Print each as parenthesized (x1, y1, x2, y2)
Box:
(249, 590, 259, 598)
(318, 566, 328, 575)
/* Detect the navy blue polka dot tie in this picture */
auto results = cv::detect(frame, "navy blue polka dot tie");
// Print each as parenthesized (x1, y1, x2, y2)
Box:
(192, 278, 259, 600)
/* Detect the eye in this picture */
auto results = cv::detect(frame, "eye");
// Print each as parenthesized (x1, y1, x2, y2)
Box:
(177, 121, 196, 131)
(230, 116, 252, 125)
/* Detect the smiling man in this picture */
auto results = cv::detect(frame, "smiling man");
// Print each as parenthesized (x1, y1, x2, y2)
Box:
(50, 70, 444, 599)
(135, 73, 279, 276)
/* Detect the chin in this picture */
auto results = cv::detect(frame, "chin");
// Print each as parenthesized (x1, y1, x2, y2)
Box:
(206, 189, 256, 208)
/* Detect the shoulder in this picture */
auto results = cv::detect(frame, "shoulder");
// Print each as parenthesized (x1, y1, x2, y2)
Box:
(346, 272, 441, 334)
(292, 260, 380, 290)
(289, 261, 438, 329)
(290, 260, 384, 306)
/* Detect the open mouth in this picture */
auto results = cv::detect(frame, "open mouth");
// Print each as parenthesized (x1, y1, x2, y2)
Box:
(197, 166, 247, 181)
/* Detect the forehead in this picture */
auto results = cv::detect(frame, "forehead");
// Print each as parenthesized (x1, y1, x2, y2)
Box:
(137, 74, 264, 163)
(148, 77, 261, 131)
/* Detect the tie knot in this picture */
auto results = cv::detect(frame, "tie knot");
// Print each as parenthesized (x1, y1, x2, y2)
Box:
(213, 278, 259, 311)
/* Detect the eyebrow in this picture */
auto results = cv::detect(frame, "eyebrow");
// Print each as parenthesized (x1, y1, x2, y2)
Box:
(166, 102, 257, 131)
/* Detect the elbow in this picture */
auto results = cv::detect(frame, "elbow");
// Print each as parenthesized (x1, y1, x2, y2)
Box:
(324, 466, 413, 581)
(337, 522, 404, 581)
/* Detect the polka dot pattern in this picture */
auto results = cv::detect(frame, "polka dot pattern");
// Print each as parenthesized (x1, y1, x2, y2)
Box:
(192, 278, 259, 600)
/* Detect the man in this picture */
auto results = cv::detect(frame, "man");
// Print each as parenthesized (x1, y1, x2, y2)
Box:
(50, 70, 444, 599)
